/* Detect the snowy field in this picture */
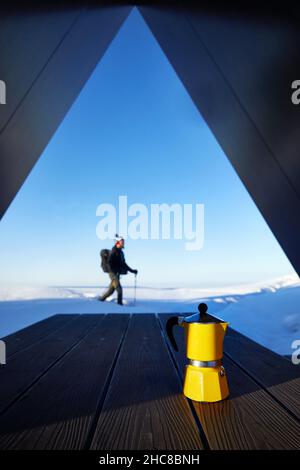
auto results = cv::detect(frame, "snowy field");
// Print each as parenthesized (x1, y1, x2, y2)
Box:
(0, 274, 299, 356)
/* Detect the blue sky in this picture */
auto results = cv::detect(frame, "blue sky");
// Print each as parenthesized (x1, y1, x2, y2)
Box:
(0, 8, 295, 287)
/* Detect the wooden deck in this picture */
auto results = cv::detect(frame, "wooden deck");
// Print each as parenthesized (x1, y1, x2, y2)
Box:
(0, 313, 300, 450)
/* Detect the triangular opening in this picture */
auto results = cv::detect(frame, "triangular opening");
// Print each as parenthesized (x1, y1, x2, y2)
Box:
(0, 8, 297, 353)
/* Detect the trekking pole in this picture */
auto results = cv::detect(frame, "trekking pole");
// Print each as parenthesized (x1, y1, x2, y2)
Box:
(133, 273, 137, 306)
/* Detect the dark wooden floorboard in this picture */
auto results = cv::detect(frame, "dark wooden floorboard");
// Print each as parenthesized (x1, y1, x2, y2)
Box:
(2, 314, 78, 358)
(224, 328, 300, 419)
(0, 314, 101, 414)
(91, 314, 204, 450)
(2, 313, 299, 450)
(159, 314, 300, 450)
(0, 314, 129, 450)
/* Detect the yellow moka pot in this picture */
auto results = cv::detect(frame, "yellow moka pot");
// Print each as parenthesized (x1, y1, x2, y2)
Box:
(166, 303, 229, 402)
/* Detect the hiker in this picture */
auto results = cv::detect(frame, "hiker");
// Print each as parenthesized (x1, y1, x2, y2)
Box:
(99, 236, 138, 305)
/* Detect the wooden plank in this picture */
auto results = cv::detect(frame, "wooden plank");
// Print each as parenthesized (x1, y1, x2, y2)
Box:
(193, 356, 300, 450)
(0, 8, 81, 132)
(91, 314, 204, 450)
(138, 6, 300, 275)
(224, 327, 300, 419)
(185, 10, 300, 198)
(2, 314, 78, 358)
(0, 314, 101, 414)
(0, 314, 129, 450)
(159, 314, 300, 450)
(0, 6, 132, 218)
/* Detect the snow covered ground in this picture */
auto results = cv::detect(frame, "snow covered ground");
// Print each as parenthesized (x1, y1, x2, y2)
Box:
(0, 274, 299, 356)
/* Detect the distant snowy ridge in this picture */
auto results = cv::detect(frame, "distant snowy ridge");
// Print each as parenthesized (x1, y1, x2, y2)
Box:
(0, 274, 298, 302)
(0, 274, 299, 356)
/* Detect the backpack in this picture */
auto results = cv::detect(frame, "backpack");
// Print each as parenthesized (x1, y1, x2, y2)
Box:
(100, 249, 111, 273)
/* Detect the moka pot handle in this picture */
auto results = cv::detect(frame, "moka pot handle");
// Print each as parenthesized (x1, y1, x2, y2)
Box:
(166, 316, 181, 352)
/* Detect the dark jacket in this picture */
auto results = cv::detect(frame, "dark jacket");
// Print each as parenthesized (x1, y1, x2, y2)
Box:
(108, 246, 134, 275)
